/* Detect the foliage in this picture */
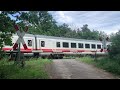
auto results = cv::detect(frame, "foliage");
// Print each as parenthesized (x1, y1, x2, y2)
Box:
(0, 11, 18, 58)
(19, 11, 57, 35)
(77, 56, 95, 64)
(0, 58, 52, 79)
(108, 30, 120, 60)
(19, 11, 107, 40)
(77, 56, 120, 77)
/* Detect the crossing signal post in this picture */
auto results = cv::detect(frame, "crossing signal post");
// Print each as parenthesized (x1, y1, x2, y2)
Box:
(94, 36, 109, 60)
(99, 35, 109, 54)
(13, 24, 28, 67)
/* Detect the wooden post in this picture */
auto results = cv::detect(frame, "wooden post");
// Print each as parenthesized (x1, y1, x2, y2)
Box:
(18, 43, 21, 62)
(21, 53, 25, 67)
(94, 50, 97, 61)
(15, 42, 21, 65)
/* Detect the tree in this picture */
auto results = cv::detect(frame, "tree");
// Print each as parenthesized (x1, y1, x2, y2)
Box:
(64, 29, 78, 38)
(76, 28, 83, 39)
(109, 32, 116, 41)
(58, 23, 71, 37)
(78, 24, 103, 40)
(16, 11, 105, 41)
(81, 24, 92, 39)
(19, 12, 101, 40)
(99, 31, 107, 38)
(90, 29, 99, 40)
(0, 11, 18, 59)
(108, 30, 120, 60)
(19, 11, 57, 36)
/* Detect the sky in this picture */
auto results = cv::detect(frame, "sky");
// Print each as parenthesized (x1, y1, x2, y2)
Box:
(7, 11, 120, 35)
(49, 11, 120, 35)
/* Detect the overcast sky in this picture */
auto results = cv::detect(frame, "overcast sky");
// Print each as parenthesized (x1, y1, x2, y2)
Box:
(49, 11, 120, 35)
(7, 11, 120, 35)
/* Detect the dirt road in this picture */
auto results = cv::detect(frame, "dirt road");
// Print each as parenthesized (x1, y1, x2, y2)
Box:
(45, 59, 118, 79)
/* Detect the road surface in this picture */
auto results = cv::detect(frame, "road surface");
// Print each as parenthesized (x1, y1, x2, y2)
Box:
(45, 59, 118, 79)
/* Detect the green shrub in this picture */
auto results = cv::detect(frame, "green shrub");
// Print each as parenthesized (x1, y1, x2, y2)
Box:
(77, 56, 95, 64)
(78, 56, 120, 76)
(0, 58, 52, 79)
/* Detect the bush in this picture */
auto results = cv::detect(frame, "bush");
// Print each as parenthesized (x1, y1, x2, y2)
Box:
(109, 30, 120, 61)
(78, 56, 120, 76)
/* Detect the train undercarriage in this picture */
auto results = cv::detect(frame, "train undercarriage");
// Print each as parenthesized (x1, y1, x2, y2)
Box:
(5, 50, 108, 61)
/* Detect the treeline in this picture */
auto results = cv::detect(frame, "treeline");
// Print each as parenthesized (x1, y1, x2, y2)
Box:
(19, 11, 107, 40)
(0, 11, 106, 40)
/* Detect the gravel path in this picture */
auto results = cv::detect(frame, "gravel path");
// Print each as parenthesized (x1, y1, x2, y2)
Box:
(45, 59, 118, 79)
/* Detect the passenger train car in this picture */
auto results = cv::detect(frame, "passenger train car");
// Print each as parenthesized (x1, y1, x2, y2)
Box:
(2, 34, 111, 59)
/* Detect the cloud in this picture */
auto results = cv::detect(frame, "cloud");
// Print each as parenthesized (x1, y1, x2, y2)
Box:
(49, 11, 74, 24)
(49, 11, 120, 35)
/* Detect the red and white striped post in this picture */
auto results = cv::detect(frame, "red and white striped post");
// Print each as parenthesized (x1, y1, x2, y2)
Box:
(12, 24, 28, 66)
(13, 24, 28, 50)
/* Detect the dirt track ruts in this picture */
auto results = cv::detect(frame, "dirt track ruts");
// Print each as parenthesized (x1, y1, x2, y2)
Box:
(45, 59, 118, 79)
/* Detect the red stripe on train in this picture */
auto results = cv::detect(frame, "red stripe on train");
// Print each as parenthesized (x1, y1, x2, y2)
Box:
(2, 47, 107, 53)
(42, 49, 53, 52)
(61, 49, 70, 52)
(2, 47, 32, 51)
(77, 50, 85, 52)
(34, 49, 70, 52)
(2, 48, 12, 50)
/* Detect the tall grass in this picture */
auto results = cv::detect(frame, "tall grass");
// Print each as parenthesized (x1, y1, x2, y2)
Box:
(77, 56, 95, 64)
(0, 58, 52, 79)
(77, 56, 120, 76)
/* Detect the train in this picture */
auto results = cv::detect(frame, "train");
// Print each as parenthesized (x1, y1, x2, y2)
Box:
(2, 33, 111, 59)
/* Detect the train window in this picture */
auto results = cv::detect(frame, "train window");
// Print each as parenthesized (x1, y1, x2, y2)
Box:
(41, 41, 45, 47)
(97, 44, 101, 49)
(85, 44, 90, 48)
(28, 40, 32, 46)
(91, 44, 96, 49)
(63, 42, 69, 48)
(71, 43, 76, 48)
(56, 42, 60, 47)
(78, 43, 83, 48)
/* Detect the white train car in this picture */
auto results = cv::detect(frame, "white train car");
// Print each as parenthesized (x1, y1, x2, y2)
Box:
(2, 33, 111, 59)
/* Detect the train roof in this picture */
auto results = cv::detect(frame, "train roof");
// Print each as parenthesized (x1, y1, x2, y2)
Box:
(13, 33, 110, 43)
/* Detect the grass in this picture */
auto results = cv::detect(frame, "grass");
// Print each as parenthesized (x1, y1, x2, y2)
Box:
(64, 56, 76, 59)
(0, 58, 52, 79)
(77, 56, 120, 77)
(77, 56, 95, 64)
